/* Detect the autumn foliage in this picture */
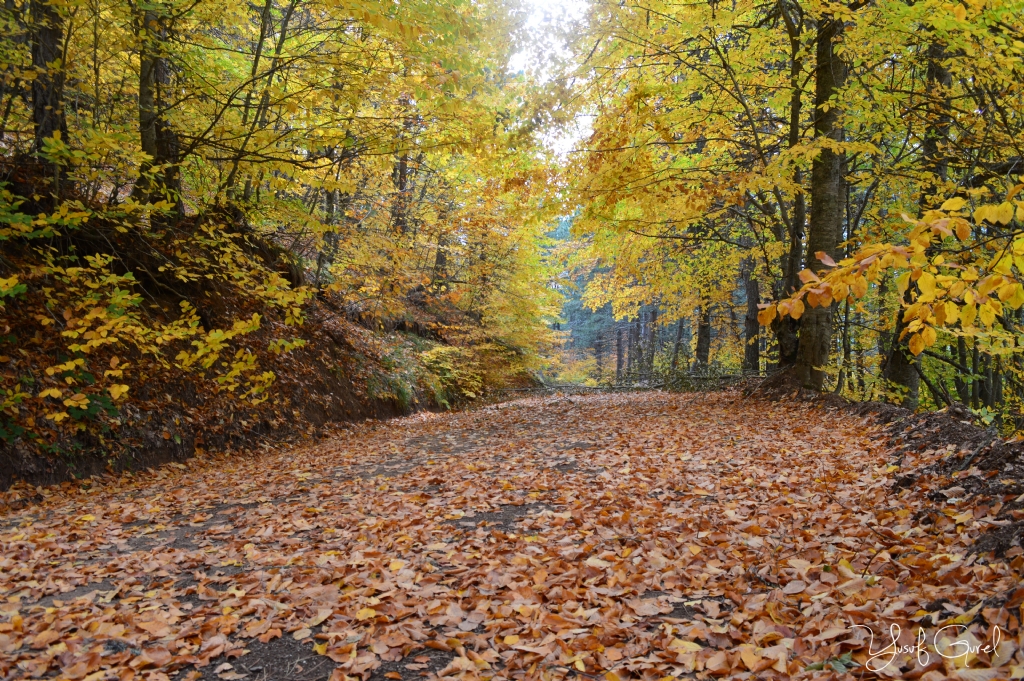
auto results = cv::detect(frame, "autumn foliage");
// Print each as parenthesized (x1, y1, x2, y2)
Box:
(563, 0, 1024, 421)
(0, 0, 561, 469)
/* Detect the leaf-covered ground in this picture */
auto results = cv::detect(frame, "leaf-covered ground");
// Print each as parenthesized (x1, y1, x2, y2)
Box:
(1, 391, 1022, 681)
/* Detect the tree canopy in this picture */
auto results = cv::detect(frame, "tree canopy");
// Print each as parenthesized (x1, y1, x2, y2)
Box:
(562, 0, 1024, 423)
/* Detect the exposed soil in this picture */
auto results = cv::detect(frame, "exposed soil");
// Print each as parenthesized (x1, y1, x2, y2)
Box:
(878, 402, 1024, 556)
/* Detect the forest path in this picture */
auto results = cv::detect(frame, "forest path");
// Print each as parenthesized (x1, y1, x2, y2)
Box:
(1, 391, 1020, 680)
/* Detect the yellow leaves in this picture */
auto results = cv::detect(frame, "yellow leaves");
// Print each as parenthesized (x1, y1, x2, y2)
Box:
(908, 333, 925, 356)
(756, 305, 776, 326)
(789, 299, 805, 320)
(63, 393, 89, 409)
(38, 388, 63, 399)
(104, 355, 126, 379)
(668, 638, 703, 653)
(998, 281, 1021, 302)
(831, 280, 849, 301)
(503, 635, 520, 645)
(978, 275, 1001, 297)
(0, 275, 20, 292)
(942, 301, 960, 324)
(896, 271, 911, 296)
(0, 275, 23, 309)
(979, 302, 996, 327)
(973, 202, 1015, 225)
(1006, 285, 1024, 310)
(851, 275, 868, 298)
(941, 196, 967, 211)
(355, 608, 377, 620)
(108, 384, 130, 400)
(917, 271, 937, 301)
(921, 325, 937, 348)
(46, 358, 85, 376)
(961, 303, 978, 328)
(775, 298, 804, 320)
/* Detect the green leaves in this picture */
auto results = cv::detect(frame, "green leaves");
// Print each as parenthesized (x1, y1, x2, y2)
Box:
(805, 652, 858, 673)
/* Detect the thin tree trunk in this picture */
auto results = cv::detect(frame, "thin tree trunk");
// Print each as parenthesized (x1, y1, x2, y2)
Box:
(627, 317, 639, 377)
(742, 261, 760, 374)
(981, 353, 993, 408)
(670, 319, 684, 372)
(954, 338, 970, 403)
(221, 0, 299, 197)
(647, 306, 658, 378)
(835, 298, 851, 393)
(615, 326, 624, 383)
(971, 340, 980, 408)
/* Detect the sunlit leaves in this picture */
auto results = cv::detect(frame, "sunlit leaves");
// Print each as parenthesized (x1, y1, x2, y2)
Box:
(765, 201, 1024, 356)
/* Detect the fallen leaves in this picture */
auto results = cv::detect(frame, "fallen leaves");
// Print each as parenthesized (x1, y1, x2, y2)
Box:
(0, 391, 1022, 680)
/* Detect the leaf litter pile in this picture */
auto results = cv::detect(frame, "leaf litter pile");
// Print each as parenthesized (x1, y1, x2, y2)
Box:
(2, 391, 1023, 681)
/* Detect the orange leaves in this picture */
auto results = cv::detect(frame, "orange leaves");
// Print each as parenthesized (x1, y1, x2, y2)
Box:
(756, 303, 776, 326)
(1, 392, 1021, 681)
(815, 251, 837, 268)
(762, 201, 1024, 359)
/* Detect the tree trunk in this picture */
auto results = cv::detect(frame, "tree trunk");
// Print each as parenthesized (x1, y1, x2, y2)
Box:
(835, 298, 851, 393)
(30, 0, 65, 183)
(742, 261, 760, 374)
(432, 232, 448, 288)
(615, 326, 624, 383)
(694, 307, 711, 370)
(134, 7, 180, 212)
(670, 319, 684, 372)
(953, 338, 970, 404)
(881, 301, 921, 408)
(647, 306, 658, 378)
(971, 340, 980, 408)
(627, 317, 639, 377)
(774, 6, 805, 369)
(993, 356, 1002, 406)
(980, 353, 993, 408)
(881, 41, 951, 405)
(795, 14, 847, 390)
(393, 149, 409, 233)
